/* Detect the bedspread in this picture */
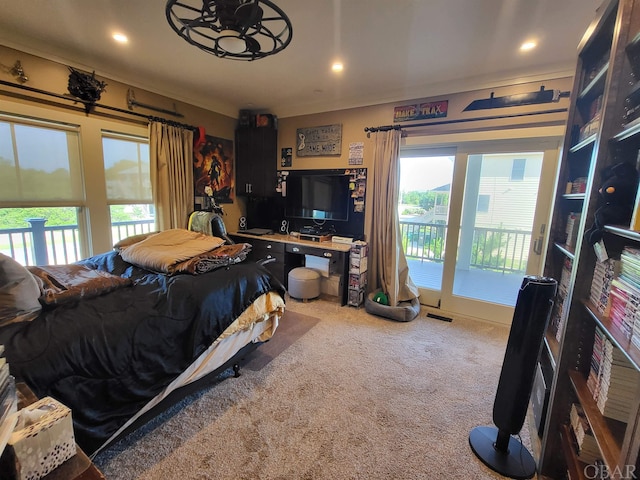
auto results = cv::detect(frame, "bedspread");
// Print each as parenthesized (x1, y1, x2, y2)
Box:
(0, 250, 285, 454)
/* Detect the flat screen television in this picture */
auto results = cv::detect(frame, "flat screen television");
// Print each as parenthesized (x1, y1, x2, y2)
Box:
(285, 171, 350, 221)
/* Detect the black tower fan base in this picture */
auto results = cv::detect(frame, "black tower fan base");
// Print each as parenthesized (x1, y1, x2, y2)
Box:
(469, 426, 535, 479)
(469, 275, 557, 480)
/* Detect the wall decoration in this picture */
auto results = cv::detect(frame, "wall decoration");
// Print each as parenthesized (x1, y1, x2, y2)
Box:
(393, 100, 448, 123)
(296, 124, 342, 156)
(347, 168, 367, 213)
(463, 86, 570, 111)
(348, 142, 364, 165)
(67, 67, 107, 113)
(281, 147, 292, 167)
(193, 134, 235, 204)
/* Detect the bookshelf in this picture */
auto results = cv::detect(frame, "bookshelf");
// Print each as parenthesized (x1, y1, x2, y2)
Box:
(0, 344, 17, 459)
(535, 0, 640, 478)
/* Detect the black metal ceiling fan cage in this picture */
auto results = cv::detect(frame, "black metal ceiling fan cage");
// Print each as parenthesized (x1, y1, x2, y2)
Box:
(166, 0, 293, 60)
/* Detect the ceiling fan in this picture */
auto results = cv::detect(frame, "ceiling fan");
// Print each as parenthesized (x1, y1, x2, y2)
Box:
(166, 0, 293, 60)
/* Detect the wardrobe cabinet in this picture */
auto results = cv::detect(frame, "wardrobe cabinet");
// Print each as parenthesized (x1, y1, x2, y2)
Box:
(533, 1, 640, 478)
(235, 126, 277, 197)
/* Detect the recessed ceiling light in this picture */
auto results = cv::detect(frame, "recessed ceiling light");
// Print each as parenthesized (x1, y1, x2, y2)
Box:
(113, 33, 129, 44)
(520, 41, 537, 52)
(332, 62, 344, 73)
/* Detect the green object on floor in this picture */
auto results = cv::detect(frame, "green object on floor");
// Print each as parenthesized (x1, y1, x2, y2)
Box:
(372, 291, 389, 305)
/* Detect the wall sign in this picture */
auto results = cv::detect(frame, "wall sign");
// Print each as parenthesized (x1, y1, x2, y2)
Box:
(393, 100, 448, 123)
(296, 124, 342, 156)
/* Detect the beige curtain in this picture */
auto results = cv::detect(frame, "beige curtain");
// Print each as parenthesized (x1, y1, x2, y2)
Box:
(369, 129, 419, 307)
(149, 121, 194, 231)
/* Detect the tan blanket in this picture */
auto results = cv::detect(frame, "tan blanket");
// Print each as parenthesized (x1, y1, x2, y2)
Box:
(119, 229, 226, 274)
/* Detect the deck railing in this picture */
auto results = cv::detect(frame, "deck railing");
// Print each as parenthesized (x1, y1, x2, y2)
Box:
(3, 218, 528, 272)
(0, 218, 155, 266)
(399, 220, 532, 273)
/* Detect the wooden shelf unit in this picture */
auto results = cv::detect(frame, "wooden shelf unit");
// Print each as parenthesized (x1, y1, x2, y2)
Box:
(534, 1, 640, 478)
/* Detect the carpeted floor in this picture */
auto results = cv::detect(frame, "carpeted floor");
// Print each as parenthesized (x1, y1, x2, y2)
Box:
(93, 295, 529, 479)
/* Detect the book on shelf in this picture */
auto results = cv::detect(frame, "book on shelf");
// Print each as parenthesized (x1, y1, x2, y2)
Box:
(589, 258, 619, 315)
(608, 281, 638, 340)
(559, 257, 573, 297)
(0, 344, 18, 457)
(565, 212, 581, 247)
(587, 328, 605, 398)
(630, 186, 640, 232)
(550, 258, 572, 341)
(587, 329, 640, 422)
(620, 248, 640, 288)
(569, 403, 602, 464)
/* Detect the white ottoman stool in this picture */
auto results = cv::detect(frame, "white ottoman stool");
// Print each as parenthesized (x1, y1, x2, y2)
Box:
(288, 267, 321, 301)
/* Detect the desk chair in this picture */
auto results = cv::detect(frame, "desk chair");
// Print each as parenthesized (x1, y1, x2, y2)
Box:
(188, 211, 234, 245)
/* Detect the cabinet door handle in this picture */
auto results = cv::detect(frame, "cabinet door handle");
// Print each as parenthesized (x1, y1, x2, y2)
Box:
(323, 252, 332, 258)
(266, 254, 273, 259)
(292, 247, 300, 252)
(266, 244, 272, 249)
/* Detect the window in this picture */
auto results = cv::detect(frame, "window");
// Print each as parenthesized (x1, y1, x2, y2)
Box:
(102, 132, 155, 244)
(510, 158, 526, 181)
(477, 194, 490, 213)
(0, 118, 84, 203)
(1, 101, 151, 264)
(0, 115, 84, 264)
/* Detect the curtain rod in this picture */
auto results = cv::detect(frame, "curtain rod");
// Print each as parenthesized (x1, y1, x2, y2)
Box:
(0, 79, 197, 131)
(364, 107, 568, 136)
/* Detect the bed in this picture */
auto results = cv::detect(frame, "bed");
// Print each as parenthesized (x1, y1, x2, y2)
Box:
(0, 226, 286, 457)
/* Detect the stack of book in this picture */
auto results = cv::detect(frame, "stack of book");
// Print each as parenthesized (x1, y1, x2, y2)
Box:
(565, 212, 581, 248)
(609, 276, 640, 340)
(551, 258, 572, 342)
(615, 247, 640, 344)
(569, 403, 601, 464)
(0, 345, 18, 456)
(586, 328, 640, 422)
(590, 258, 620, 315)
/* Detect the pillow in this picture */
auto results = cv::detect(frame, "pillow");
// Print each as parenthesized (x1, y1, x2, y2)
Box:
(0, 253, 42, 326)
(113, 231, 160, 251)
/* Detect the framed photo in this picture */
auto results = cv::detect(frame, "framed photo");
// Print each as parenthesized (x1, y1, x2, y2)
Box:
(193, 135, 234, 204)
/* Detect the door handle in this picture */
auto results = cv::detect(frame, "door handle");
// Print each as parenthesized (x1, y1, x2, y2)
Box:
(533, 236, 543, 255)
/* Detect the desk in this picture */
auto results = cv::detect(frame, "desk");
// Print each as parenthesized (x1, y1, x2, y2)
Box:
(230, 232, 352, 305)
(10, 383, 105, 480)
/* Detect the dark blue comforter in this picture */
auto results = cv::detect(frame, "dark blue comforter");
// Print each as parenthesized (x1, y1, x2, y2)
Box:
(0, 251, 284, 454)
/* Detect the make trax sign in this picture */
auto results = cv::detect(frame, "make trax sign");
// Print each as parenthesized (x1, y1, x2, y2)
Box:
(393, 100, 448, 123)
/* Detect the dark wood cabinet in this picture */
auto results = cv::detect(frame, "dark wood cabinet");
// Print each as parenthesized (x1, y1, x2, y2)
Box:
(235, 127, 277, 196)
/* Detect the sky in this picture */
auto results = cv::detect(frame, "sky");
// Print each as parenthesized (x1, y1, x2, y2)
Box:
(399, 155, 454, 192)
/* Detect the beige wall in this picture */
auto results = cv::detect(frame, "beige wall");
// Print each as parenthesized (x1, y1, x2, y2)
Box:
(277, 76, 572, 240)
(0, 45, 246, 247)
(1, 44, 572, 246)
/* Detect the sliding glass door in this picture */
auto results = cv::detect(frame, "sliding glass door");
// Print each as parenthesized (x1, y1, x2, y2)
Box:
(399, 148, 455, 307)
(399, 133, 560, 324)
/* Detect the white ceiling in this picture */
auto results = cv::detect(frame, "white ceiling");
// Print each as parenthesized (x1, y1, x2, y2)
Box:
(0, 0, 602, 119)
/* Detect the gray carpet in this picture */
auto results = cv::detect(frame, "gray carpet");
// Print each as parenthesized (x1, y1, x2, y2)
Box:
(93, 296, 527, 479)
